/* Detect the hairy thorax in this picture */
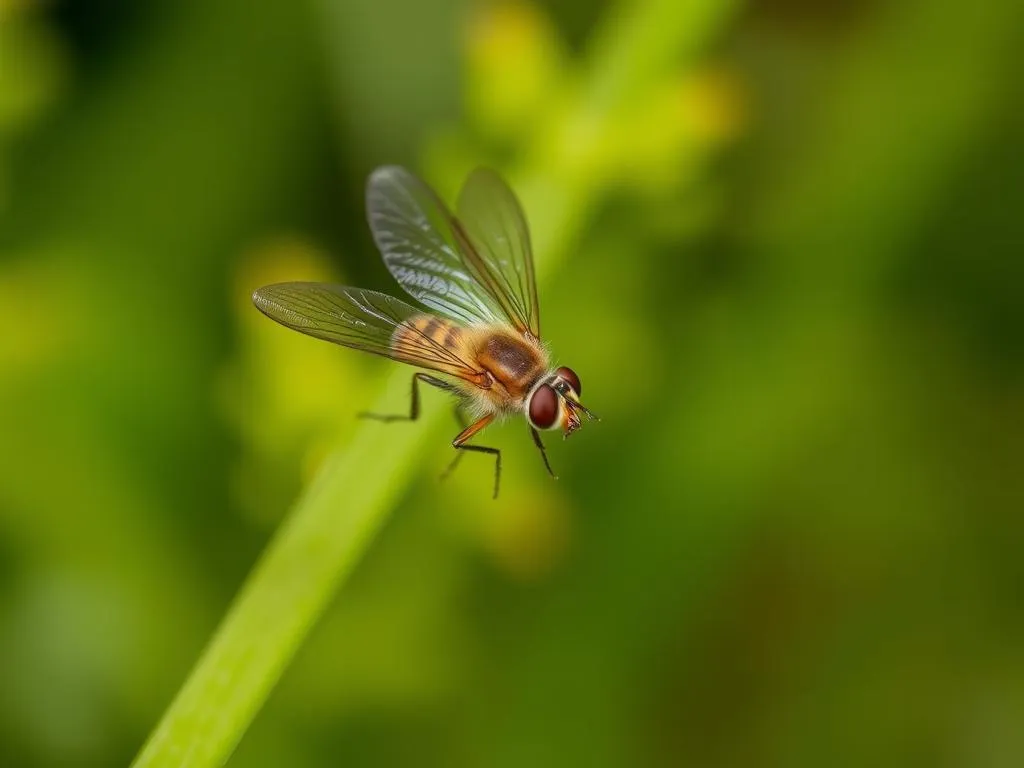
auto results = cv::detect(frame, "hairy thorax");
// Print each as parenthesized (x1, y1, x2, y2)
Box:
(473, 329, 548, 406)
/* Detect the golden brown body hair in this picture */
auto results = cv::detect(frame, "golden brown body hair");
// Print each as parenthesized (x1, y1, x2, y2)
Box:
(394, 315, 549, 413)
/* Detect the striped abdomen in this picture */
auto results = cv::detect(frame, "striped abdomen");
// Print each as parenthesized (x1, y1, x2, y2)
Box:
(393, 314, 466, 356)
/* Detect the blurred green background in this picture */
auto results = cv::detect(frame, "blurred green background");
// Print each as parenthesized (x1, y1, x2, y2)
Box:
(2, 0, 1024, 765)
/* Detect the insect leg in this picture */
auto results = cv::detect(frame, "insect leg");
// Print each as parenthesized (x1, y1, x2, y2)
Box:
(529, 427, 558, 480)
(358, 373, 454, 422)
(446, 414, 501, 499)
(440, 405, 469, 481)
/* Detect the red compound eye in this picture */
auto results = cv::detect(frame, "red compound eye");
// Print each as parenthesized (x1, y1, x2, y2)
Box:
(555, 366, 581, 396)
(528, 384, 559, 429)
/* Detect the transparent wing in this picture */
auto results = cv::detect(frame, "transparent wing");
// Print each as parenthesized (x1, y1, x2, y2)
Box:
(455, 168, 540, 339)
(252, 282, 485, 382)
(366, 166, 507, 328)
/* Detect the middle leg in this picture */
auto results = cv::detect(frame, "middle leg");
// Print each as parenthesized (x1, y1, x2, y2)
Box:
(446, 414, 501, 499)
(440, 404, 469, 481)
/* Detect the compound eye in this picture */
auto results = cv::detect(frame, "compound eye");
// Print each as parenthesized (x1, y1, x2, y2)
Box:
(528, 384, 559, 429)
(555, 366, 581, 397)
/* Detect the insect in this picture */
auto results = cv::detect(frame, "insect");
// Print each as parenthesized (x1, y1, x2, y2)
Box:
(252, 166, 597, 498)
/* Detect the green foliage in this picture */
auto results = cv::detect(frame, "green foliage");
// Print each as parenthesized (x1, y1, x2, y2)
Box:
(2, 0, 1024, 766)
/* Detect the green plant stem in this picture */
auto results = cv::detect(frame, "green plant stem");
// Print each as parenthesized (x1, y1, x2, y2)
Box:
(131, 2, 736, 765)
(130, 373, 444, 768)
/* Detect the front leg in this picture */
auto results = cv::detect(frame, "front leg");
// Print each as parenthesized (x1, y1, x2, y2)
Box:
(445, 414, 501, 499)
(530, 427, 557, 480)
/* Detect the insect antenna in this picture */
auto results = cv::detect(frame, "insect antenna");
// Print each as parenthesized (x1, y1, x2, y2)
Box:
(567, 399, 600, 422)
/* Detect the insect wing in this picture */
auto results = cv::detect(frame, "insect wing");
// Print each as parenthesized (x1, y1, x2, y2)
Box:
(252, 282, 484, 382)
(455, 168, 540, 339)
(366, 166, 506, 328)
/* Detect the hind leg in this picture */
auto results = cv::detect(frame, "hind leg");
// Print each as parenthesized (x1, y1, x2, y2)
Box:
(358, 373, 454, 422)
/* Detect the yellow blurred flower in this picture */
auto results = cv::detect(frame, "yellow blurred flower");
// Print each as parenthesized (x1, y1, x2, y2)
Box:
(221, 237, 371, 523)
(0, 256, 78, 375)
(591, 67, 745, 192)
(481, 489, 573, 580)
(680, 66, 745, 146)
(0, 6, 65, 133)
(463, 0, 568, 143)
